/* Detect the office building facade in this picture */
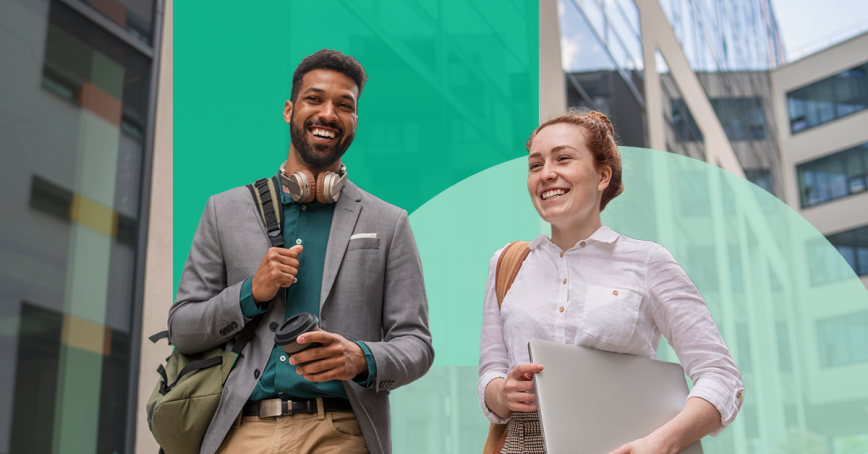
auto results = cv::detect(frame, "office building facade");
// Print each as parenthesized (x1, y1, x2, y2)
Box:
(549, 1, 868, 453)
(0, 0, 169, 453)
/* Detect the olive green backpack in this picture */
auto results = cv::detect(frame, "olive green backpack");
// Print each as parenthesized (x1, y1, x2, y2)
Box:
(146, 176, 284, 454)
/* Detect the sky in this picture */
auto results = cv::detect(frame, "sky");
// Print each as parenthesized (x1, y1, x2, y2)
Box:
(770, 0, 868, 60)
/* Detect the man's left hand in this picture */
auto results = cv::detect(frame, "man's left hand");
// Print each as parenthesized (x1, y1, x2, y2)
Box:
(290, 330, 367, 382)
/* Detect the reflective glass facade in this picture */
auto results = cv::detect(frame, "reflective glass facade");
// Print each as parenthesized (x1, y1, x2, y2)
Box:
(797, 141, 868, 208)
(787, 63, 868, 134)
(559, 0, 648, 147)
(560, 0, 786, 198)
(660, 0, 786, 198)
(0, 0, 159, 452)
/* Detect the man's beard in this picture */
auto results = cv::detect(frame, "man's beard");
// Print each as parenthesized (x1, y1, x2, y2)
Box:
(290, 111, 354, 168)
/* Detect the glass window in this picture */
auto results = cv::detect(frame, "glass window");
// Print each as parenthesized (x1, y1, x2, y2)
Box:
(787, 63, 868, 134)
(0, 0, 155, 452)
(559, 0, 616, 73)
(657, 49, 705, 161)
(81, 0, 156, 45)
(817, 310, 868, 367)
(710, 98, 767, 140)
(797, 142, 868, 208)
(825, 225, 868, 277)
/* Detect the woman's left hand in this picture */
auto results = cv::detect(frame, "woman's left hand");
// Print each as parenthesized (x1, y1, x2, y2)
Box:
(609, 436, 672, 454)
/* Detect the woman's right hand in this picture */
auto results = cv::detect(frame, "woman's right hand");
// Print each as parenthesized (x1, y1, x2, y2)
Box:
(488, 363, 544, 417)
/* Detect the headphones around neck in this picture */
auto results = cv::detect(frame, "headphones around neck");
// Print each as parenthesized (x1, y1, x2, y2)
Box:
(279, 161, 348, 204)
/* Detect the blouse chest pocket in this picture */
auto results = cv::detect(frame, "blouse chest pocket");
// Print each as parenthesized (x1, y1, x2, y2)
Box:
(579, 285, 642, 347)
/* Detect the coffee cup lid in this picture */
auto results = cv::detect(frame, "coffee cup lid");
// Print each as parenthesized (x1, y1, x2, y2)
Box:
(275, 312, 319, 345)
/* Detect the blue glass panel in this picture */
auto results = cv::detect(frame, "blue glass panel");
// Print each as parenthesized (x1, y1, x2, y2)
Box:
(797, 142, 868, 208)
(559, 0, 616, 72)
(788, 63, 868, 133)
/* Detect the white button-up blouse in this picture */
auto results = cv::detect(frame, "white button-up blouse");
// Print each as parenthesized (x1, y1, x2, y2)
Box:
(477, 226, 744, 436)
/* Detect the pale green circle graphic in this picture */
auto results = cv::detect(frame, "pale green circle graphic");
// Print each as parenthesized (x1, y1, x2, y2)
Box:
(394, 147, 868, 453)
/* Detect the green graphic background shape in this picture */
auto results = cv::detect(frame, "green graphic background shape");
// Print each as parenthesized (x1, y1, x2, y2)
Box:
(394, 148, 868, 453)
(173, 0, 539, 291)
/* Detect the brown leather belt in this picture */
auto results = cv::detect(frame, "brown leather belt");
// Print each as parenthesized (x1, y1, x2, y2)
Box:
(242, 397, 353, 418)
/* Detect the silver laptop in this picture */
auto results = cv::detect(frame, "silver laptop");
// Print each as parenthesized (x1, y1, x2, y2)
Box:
(528, 339, 703, 454)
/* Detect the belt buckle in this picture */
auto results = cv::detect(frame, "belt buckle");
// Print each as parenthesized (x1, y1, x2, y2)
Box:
(258, 398, 291, 418)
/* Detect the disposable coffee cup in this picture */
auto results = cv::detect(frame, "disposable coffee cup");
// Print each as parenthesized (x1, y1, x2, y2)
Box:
(275, 313, 323, 362)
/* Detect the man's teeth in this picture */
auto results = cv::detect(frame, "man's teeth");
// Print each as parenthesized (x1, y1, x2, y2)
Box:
(311, 128, 336, 139)
(542, 189, 566, 200)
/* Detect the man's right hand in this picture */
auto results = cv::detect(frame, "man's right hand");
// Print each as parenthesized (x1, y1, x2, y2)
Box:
(251, 245, 302, 303)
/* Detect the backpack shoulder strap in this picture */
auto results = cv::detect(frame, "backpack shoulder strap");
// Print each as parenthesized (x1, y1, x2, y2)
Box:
(247, 176, 285, 248)
(494, 241, 532, 311)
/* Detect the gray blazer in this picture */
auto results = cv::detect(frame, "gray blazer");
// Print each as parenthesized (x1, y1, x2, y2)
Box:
(168, 178, 434, 454)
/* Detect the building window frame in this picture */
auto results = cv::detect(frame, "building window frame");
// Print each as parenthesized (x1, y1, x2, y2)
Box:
(787, 62, 868, 134)
(796, 142, 868, 209)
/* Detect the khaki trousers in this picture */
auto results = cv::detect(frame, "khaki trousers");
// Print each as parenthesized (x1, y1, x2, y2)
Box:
(216, 406, 369, 454)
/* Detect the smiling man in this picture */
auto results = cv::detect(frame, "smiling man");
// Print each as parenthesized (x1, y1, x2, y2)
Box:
(168, 49, 434, 454)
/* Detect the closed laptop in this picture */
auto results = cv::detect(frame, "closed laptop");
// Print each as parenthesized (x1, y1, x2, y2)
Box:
(528, 339, 703, 454)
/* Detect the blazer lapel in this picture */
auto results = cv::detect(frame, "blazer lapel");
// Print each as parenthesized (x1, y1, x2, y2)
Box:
(320, 180, 362, 309)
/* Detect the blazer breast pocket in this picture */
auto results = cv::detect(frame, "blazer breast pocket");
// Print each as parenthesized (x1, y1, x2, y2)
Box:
(347, 237, 379, 251)
(579, 285, 642, 347)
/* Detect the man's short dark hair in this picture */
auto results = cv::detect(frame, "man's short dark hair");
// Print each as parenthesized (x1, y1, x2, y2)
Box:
(291, 49, 367, 102)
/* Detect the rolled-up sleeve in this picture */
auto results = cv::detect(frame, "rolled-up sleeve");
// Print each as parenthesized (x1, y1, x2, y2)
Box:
(646, 245, 744, 436)
(478, 247, 511, 424)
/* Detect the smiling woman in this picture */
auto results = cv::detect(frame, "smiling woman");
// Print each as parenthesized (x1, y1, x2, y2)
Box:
(478, 110, 744, 454)
(525, 111, 623, 250)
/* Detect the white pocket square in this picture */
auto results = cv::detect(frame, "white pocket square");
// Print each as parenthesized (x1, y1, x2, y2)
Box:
(350, 233, 377, 239)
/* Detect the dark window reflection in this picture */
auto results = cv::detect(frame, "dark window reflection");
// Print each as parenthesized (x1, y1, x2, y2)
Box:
(797, 142, 868, 208)
(81, 0, 155, 45)
(711, 98, 767, 140)
(788, 63, 868, 134)
(566, 71, 648, 148)
(825, 225, 868, 277)
(670, 99, 704, 142)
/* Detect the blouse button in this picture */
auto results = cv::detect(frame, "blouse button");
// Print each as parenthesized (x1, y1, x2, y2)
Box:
(563, 279, 567, 284)
(613, 290, 619, 296)
(302, 205, 307, 211)
(737, 392, 742, 399)
(559, 252, 564, 257)
(559, 307, 565, 312)
(580, 241, 586, 247)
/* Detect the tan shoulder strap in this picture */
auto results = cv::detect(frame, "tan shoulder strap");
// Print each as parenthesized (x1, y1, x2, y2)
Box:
(494, 241, 532, 311)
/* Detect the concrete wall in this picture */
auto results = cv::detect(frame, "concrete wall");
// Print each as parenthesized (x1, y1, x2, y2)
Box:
(135, 0, 173, 452)
(539, 0, 567, 123)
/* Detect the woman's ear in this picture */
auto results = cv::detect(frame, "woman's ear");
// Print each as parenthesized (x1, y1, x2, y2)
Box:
(598, 165, 612, 192)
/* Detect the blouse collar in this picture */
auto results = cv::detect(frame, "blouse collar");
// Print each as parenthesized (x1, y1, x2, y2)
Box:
(529, 225, 620, 251)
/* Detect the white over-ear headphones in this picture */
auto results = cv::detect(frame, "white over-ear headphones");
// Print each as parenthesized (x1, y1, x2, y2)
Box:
(279, 161, 347, 204)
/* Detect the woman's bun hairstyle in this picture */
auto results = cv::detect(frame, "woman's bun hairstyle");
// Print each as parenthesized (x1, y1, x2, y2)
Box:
(525, 108, 623, 211)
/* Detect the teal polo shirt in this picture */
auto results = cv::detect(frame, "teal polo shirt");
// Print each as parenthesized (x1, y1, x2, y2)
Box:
(239, 185, 376, 401)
